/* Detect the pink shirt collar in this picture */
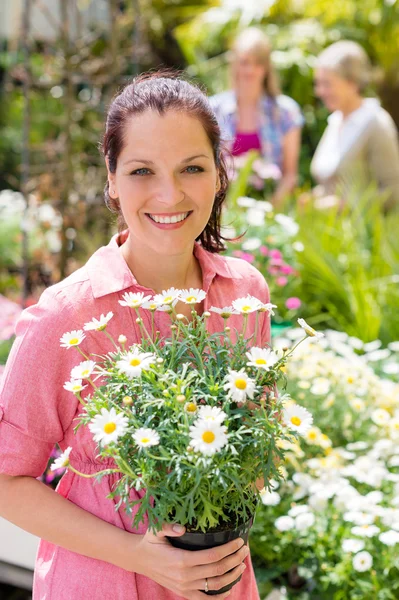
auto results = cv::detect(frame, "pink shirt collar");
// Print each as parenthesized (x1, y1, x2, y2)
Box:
(86, 230, 242, 299)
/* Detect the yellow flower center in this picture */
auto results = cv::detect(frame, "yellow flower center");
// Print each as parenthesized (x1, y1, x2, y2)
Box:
(347, 376, 354, 384)
(140, 437, 150, 444)
(221, 312, 231, 318)
(202, 431, 216, 444)
(242, 305, 251, 312)
(235, 378, 247, 390)
(69, 338, 79, 345)
(130, 358, 141, 366)
(82, 370, 89, 377)
(255, 358, 267, 365)
(186, 296, 196, 303)
(150, 303, 157, 310)
(98, 324, 107, 331)
(186, 403, 197, 412)
(164, 296, 173, 303)
(308, 431, 317, 440)
(291, 416, 302, 426)
(72, 385, 81, 392)
(104, 422, 116, 434)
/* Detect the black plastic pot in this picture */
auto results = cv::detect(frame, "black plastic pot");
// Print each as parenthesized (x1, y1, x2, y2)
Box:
(166, 515, 254, 595)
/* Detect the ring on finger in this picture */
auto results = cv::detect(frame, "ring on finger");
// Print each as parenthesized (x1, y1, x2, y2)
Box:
(205, 577, 209, 593)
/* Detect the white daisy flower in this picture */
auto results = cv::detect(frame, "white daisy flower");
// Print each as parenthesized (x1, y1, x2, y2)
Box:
(371, 408, 390, 426)
(197, 405, 227, 424)
(351, 524, 380, 538)
(89, 407, 129, 445)
(83, 312, 113, 332)
(224, 369, 256, 403)
(153, 288, 181, 306)
(288, 505, 310, 517)
(141, 299, 161, 312)
(304, 427, 322, 445)
(275, 516, 295, 532)
(119, 292, 152, 309)
(283, 404, 313, 436)
(246, 347, 279, 370)
(342, 539, 365, 553)
(189, 420, 228, 456)
(184, 401, 198, 415)
(258, 302, 277, 315)
(379, 530, 399, 546)
(260, 489, 281, 506)
(71, 360, 96, 380)
(132, 427, 160, 449)
(50, 447, 72, 471)
(209, 306, 239, 319)
(297, 318, 324, 339)
(60, 330, 85, 349)
(179, 288, 207, 305)
(63, 379, 87, 394)
(116, 347, 156, 378)
(232, 296, 261, 314)
(353, 551, 373, 572)
(295, 512, 315, 531)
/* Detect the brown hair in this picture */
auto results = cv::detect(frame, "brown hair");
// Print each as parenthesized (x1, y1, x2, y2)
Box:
(102, 71, 229, 253)
(231, 27, 280, 98)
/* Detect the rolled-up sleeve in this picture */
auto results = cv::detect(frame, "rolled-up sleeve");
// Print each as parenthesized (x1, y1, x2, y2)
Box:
(0, 288, 81, 477)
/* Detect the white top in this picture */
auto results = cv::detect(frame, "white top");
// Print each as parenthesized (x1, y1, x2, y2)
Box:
(311, 99, 399, 208)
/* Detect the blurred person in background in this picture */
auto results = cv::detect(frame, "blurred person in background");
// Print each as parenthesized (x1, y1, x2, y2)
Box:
(210, 27, 304, 208)
(311, 40, 399, 210)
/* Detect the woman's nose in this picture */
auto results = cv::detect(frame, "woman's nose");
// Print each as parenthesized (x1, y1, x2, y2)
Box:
(155, 178, 184, 206)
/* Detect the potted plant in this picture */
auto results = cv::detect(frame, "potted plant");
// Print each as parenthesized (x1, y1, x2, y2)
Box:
(57, 290, 315, 595)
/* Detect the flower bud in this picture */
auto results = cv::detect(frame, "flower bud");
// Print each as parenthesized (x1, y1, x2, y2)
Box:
(156, 357, 164, 364)
(176, 314, 185, 321)
(118, 334, 127, 344)
(225, 326, 231, 332)
(136, 317, 142, 324)
(176, 394, 186, 403)
(203, 311, 211, 318)
(170, 324, 177, 331)
(122, 395, 133, 406)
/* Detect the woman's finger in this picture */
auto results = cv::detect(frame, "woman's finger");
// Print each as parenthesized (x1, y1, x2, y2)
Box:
(188, 562, 246, 592)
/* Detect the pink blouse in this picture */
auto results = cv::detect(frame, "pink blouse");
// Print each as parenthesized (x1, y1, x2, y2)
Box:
(0, 231, 270, 600)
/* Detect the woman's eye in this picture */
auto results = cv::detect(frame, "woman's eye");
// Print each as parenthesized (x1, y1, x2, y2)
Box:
(131, 168, 151, 176)
(185, 165, 204, 174)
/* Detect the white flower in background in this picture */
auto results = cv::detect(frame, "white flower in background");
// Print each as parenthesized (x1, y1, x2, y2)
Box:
(197, 406, 227, 424)
(310, 377, 330, 395)
(241, 237, 262, 251)
(224, 369, 256, 403)
(363, 340, 382, 352)
(283, 404, 313, 436)
(292, 241, 304, 252)
(83, 312, 113, 332)
(342, 539, 365, 553)
(119, 291, 152, 308)
(275, 516, 295, 532)
(297, 318, 324, 339)
(295, 511, 315, 531)
(60, 330, 85, 349)
(274, 213, 299, 236)
(179, 288, 206, 305)
(89, 407, 129, 445)
(343, 511, 374, 526)
(232, 296, 261, 314)
(63, 379, 86, 394)
(371, 408, 390, 426)
(210, 306, 239, 318)
(260, 488, 281, 506)
(379, 530, 399, 546)
(246, 347, 279, 370)
(353, 551, 373, 572)
(141, 299, 161, 311)
(237, 196, 257, 208)
(384, 363, 399, 375)
(71, 360, 96, 380)
(246, 207, 265, 226)
(132, 427, 160, 448)
(346, 441, 369, 451)
(349, 397, 366, 412)
(304, 427, 322, 445)
(258, 302, 277, 315)
(189, 420, 228, 456)
(365, 349, 391, 362)
(351, 524, 380, 538)
(388, 341, 399, 352)
(116, 348, 156, 378)
(50, 447, 72, 471)
(288, 505, 310, 518)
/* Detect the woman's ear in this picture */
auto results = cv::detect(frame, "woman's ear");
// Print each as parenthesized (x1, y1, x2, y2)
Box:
(106, 157, 117, 199)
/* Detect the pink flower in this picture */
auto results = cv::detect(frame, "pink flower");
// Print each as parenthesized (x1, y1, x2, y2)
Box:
(259, 245, 269, 256)
(281, 264, 294, 275)
(285, 297, 302, 310)
(269, 249, 282, 260)
(268, 266, 281, 276)
(276, 277, 288, 287)
(240, 252, 255, 263)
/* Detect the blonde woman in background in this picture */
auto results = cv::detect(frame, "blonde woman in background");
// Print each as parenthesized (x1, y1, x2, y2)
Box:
(210, 27, 304, 207)
(311, 40, 399, 210)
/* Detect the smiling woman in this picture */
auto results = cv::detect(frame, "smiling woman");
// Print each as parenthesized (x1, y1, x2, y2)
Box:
(0, 72, 269, 600)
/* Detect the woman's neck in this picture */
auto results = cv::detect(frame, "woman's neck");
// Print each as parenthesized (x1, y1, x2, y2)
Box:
(340, 96, 363, 119)
(120, 234, 202, 294)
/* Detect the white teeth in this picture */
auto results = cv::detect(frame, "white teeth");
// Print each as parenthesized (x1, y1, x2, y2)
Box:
(149, 212, 189, 224)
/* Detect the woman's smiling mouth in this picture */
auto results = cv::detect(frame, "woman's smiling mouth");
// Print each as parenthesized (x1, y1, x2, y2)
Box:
(146, 211, 192, 228)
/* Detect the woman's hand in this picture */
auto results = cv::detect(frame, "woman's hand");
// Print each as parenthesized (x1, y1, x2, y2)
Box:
(130, 523, 249, 599)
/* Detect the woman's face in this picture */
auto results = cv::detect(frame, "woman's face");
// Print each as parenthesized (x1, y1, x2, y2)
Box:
(108, 109, 220, 257)
(314, 67, 359, 112)
(233, 51, 267, 93)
